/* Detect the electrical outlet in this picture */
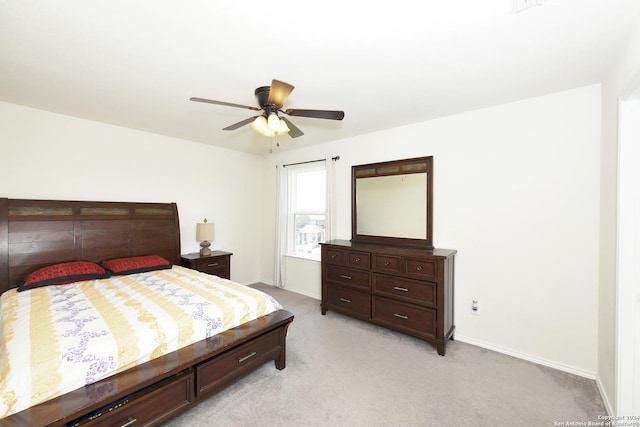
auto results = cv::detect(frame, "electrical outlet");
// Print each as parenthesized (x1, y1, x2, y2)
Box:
(471, 300, 479, 315)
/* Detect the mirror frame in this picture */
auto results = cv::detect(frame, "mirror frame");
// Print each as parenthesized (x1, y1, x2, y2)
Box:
(351, 156, 433, 249)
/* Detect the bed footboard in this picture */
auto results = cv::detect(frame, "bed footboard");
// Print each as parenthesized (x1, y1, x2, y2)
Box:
(2, 309, 294, 427)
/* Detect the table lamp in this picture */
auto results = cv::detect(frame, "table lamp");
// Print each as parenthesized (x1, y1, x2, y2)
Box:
(196, 218, 215, 256)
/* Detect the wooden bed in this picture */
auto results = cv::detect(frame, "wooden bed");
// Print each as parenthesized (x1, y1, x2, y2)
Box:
(0, 198, 294, 427)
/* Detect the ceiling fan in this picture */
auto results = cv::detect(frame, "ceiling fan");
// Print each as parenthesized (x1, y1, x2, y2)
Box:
(190, 79, 344, 138)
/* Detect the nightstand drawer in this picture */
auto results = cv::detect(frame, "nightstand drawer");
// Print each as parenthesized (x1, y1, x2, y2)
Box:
(193, 258, 229, 276)
(181, 251, 232, 280)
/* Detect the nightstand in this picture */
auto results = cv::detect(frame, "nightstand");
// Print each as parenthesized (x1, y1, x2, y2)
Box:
(180, 251, 232, 279)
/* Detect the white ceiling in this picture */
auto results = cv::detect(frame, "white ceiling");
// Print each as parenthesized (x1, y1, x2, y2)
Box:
(2, 1, 639, 155)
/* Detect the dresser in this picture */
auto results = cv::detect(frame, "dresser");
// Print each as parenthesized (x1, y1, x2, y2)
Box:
(321, 240, 456, 356)
(180, 251, 232, 279)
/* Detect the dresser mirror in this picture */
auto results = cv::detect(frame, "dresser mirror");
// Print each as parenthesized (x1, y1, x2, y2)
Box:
(351, 156, 433, 249)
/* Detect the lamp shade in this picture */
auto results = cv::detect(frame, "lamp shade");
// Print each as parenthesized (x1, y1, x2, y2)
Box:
(196, 220, 214, 242)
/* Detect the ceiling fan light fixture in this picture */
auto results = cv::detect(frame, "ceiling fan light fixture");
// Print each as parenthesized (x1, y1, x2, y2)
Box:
(251, 114, 289, 137)
(277, 119, 290, 135)
(267, 113, 281, 132)
(251, 116, 275, 137)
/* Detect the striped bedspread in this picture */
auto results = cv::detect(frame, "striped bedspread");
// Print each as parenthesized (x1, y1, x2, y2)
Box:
(0, 265, 282, 418)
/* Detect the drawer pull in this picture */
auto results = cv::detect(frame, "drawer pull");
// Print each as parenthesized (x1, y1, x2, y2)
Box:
(354, 257, 361, 263)
(207, 263, 220, 267)
(331, 254, 337, 259)
(120, 418, 137, 427)
(416, 265, 423, 271)
(393, 286, 409, 292)
(393, 313, 409, 320)
(238, 351, 257, 363)
(339, 298, 351, 303)
(384, 261, 390, 266)
(340, 274, 352, 280)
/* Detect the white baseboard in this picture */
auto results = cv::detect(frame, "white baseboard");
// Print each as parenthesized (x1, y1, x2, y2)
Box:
(251, 285, 611, 409)
(455, 334, 597, 379)
(279, 285, 321, 300)
(595, 374, 614, 415)
(250, 282, 321, 301)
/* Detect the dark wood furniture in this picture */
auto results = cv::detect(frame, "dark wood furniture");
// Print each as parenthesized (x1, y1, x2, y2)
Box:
(181, 251, 232, 279)
(321, 156, 456, 355)
(321, 240, 455, 356)
(351, 156, 433, 249)
(0, 198, 293, 426)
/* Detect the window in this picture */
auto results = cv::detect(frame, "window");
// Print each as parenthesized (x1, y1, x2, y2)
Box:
(286, 162, 326, 260)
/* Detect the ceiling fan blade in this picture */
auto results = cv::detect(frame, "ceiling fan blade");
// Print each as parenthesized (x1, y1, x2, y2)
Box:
(283, 109, 344, 120)
(190, 97, 261, 111)
(267, 79, 295, 108)
(223, 116, 260, 131)
(281, 117, 304, 138)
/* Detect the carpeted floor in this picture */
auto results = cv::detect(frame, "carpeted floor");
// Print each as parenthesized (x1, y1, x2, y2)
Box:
(164, 283, 607, 427)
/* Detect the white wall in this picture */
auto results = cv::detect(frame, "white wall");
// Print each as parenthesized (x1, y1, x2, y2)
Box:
(617, 96, 640, 416)
(261, 84, 602, 377)
(599, 22, 640, 414)
(0, 101, 263, 285)
(0, 82, 604, 380)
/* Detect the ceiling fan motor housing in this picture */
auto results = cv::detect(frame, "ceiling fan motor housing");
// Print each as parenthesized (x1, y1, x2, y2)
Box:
(254, 86, 271, 109)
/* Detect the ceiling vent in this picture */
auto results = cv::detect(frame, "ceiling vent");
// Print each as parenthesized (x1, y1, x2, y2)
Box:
(514, 0, 548, 13)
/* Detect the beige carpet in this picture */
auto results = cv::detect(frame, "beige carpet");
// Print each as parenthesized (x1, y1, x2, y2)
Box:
(164, 283, 607, 427)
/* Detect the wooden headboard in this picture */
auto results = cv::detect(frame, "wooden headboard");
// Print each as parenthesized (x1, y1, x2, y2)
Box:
(0, 198, 181, 295)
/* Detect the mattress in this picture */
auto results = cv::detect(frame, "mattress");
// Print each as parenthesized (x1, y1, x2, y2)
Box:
(0, 265, 282, 418)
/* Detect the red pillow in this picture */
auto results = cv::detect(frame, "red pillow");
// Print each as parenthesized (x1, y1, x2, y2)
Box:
(101, 255, 172, 276)
(17, 261, 111, 292)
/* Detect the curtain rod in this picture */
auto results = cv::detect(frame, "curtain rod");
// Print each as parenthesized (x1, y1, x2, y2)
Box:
(282, 156, 340, 168)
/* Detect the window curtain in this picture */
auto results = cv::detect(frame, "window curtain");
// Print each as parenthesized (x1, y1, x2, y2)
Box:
(273, 163, 287, 288)
(273, 157, 337, 288)
(325, 155, 337, 242)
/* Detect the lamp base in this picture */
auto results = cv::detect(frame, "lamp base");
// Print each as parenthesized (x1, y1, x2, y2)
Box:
(199, 241, 211, 257)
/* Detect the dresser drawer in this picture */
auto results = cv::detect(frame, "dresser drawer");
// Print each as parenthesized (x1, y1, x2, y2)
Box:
(345, 251, 370, 270)
(373, 255, 401, 274)
(322, 246, 371, 270)
(324, 247, 345, 266)
(372, 297, 436, 339)
(85, 372, 193, 427)
(196, 328, 280, 397)
(404, 258, 437, 280)
(373, 274, 436, 307)
(326, 284, 371, 317)
(325, 266, 370, 289)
